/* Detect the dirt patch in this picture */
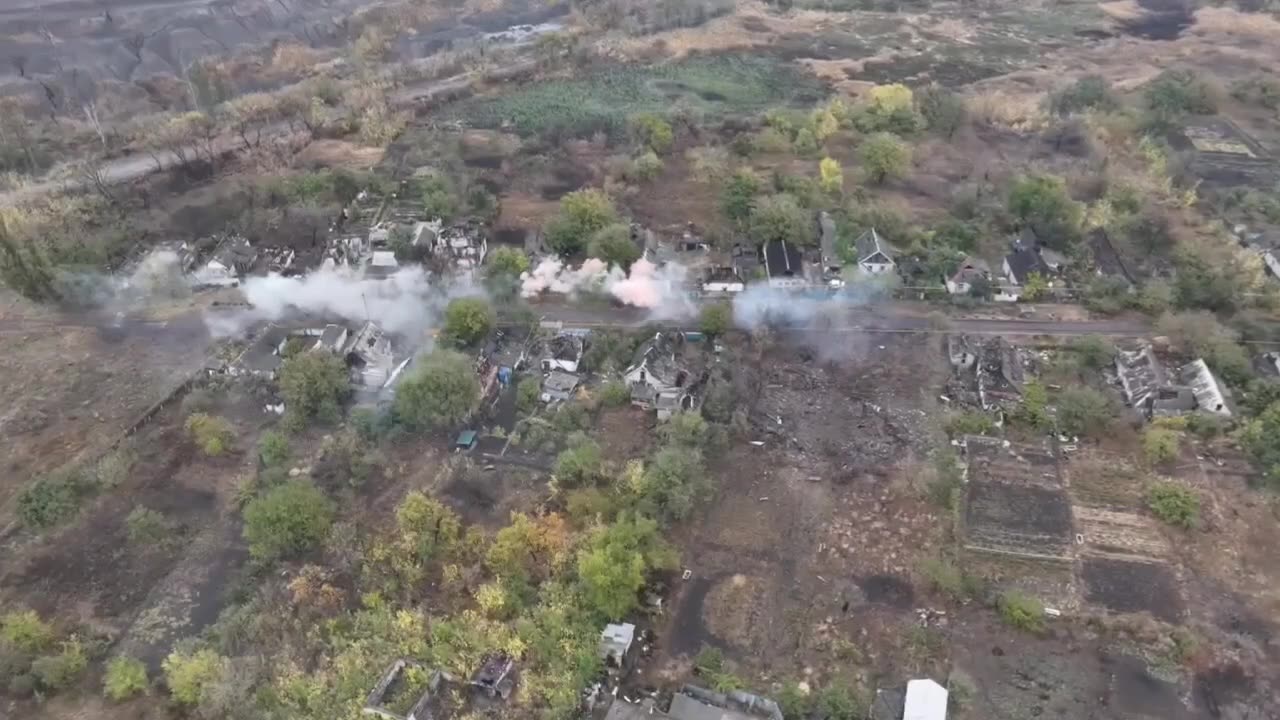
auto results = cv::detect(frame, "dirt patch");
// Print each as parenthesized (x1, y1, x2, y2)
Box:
(1082, 556, 1184, 622)
(857, 574, 914, 608)
(965, 481, 1074, 559)
(294, 140, 387, 171)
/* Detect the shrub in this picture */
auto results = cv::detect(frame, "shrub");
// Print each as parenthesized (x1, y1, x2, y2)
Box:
(918, 556, 973, 602)
(126, 505, 172, 546)
(818, 157, 843, 194)
(1144, 69, 1217, 119)
(163, 649, 225, 706)
(1072, 336, 1116, 370)
(598, 380, 631, 408)
(1146, 482, 1199, 529)
(815, 682, 865, 720)
(631, 150, 664, 182)
(700, 303, 732, 338)
(185, 413, 235, 456)
(748, 193, 811, 246)
(1142, 428, 1180, 465)
(944, 411, 994, 437)
(545, 189, 618, 256)
(31, 637, 87, 690)
(517, 376, 542, 414)
(104, 655, 149, 701)
(1, 610, 55, 653)
(16, 473, 82, 528)
(917, 84, 967, 138)
(442, 297, 495, 348)
(242, 480, 335, 561)
(630, 113, 674, 154)
(859, 132, 911, 184)
(1055, 387, 1114, 437)
(258, 431, 290, 467)
(998, 591, 1045, 633)
(927, 448, 963, 509)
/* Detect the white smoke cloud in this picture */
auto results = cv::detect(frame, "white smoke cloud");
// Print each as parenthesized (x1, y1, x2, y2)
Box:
(519, 256, 696, 319)
(205, 265, 481, 338)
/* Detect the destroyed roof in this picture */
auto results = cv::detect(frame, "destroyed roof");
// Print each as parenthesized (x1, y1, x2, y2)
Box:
(211, 235, 257, 269)
(1004, 247, 1047, 285)
(854, 228, 894, 265)
(761, 239, 804, 278)
(1178, 359, 1232, 416)
(904, 679, 948, 720)
(1115, 345, 1168, 410)
(704, 265, 745, 284)
(599, 622, 635, 663)
(543, 370, 581, 395)
(1087, 229, 1135, 283)
(546, 333, 584, 361)
(238, 324, 293, 374)
(949, 256, 991, 283)
(627, 333, 687, 387)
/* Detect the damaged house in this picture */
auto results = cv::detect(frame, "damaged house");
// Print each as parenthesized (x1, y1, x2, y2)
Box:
(851, 228, 896, 276)
(429, 220, 489, 272)
(944, 335, 1029, 412)
(362, 654, 516, 720)
(624, 332, 698, 420)
(1114, 344, 1233, 419)
(702, 265, 746, 294)
(234, 320, 399, 390)
(541, 332, 586, 373)
(606, 684, 783, 720)
(945, 256, 992, 296)
(193, 234, 257, 287)
(819, 211, 844, 287)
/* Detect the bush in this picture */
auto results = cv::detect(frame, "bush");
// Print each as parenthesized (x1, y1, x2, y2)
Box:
(1147, 482, 1199, 529)
(1144, 69, 1217, 119)
(630, 113, 674, 154)
(917, 84, 967, 138)
(630, 150, 665, 182)
(998, 591, 1045, 633)
(598, 380, 631, 408)
(104, 655, 149, 701)
(944, 411, 995, 437)
(185, 413, 235, 456)
(555, 436, 606, 487)
(918, 556, 976, 603)
(16, 473, 83, 528)
(442, 297, 495, 348)
(1072, 336, 1116, 370)
(242, 480, 335, 561)
(927, 448, 963, 508)
(720, 170, 760, 228)
(1, 610, 55, 653)
(1142, 427, 1180, 465)
(163, 649, 225, 706)
(517, 376, 542, 415)
(1243, 401, 1280, 488)
(1055, 386, 1114, 437)
(394, 350, 480, 431)
(700, 303, 732, 338)
(815, 682, 865, 720)
(31, 637, 87, 690)
(126, 505, 172, 546)
(1048, 75, 1117, 116)
(258, 431, 290, 467)
(279, 352, 350, 430)
(860, 132, 911, 184)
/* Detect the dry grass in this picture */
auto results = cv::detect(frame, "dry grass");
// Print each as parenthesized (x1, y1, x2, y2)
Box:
(966, 90, 1048, 132)
(1192, 6, 1280, 41)
(293, 140, 386, 171)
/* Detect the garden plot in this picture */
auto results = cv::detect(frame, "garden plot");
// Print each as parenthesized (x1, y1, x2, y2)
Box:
(961, 438, 1074, 562)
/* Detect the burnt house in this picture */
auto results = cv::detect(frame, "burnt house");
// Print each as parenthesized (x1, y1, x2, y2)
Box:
(469, 654, 516, 700)
(541, 332, 586, 373)
(624, 332, 699, 418)
(1113, 344, 1232, 420)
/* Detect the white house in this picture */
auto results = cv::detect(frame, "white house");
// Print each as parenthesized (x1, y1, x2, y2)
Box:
(904, 678, 948, 720)
(853, 228, 895, 275)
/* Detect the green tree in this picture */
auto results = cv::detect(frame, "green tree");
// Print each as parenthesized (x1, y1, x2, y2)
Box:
(1021, 271, 1049, 302)
(162, 649, 225, 706)
(1013, 381, 1051, 432)
(700, 303, 732, 339)
(443, 297, 495, 348)
(1146, 481, 1199, 529)
(1048, 75, 1118, 116)
(917, 84, 968, 138)
(555, 435, 606, 487)
(242, 480, 335, 561)
(749, 193, 811, 247)
(1144, 69, 1216, 121)
(185, 413, 234, 456)
(1008, 174, 1083, 249)
(1072, 336, 1116, 371)
(31, 637, 87, 690)
(1056, 386, 1113, 436)
(544, 189, 618, 256)
(629, 113, 674, 154)
(576, 514, 677, 619)
(279, 351, 349, 430)
(104, 655, 149, 701)
(858, 83, 922, 133)
(258, 430, 290, 467)
(860, 132, 911, 184)
(721, 170, 760, 228)
(396, 490, 462, 561)
(1, 610, 54, 652)
(1143, 427, 1180, 465)
(637, 445, 709, 521)
(586, 224, 642, 271)
(487, 246, 530, 280)
(1242, 402, 1280, 488)
(394, 350, 480, 431)
(630, 151, 664, 182)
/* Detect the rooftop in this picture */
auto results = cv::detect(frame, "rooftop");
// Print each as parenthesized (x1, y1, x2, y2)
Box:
(904, 679, 948, 720)
(1004, 247, 1047, 285)
(854, 228, 893, 264)
(761, 239, 804, 278)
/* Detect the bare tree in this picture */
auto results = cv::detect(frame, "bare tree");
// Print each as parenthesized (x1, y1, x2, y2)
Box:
(0, 98, 40, 174)
(77, 159, 115, 204)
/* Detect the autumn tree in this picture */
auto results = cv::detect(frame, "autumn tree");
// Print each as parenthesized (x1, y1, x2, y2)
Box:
(486, 512, 571, 584)
(396, 491, 462, 562)
(629, 113, 674, 154)
(819, 157, 843, 194)
(393, 350, 479, 431)
(219, 92, 283, 150)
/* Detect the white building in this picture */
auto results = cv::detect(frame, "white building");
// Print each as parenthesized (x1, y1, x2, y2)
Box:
(852, 228, 895, 275)
(904, 679, 947, 720)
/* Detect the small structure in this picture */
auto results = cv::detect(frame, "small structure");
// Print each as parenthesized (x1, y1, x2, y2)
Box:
(702, 265, 746, 294)
(434, 222, 489, 271)
(945, 256, 992, 296)
(903, 679, 948, 720)
(363, 662, 457, 720)
(469, 654, 516, 700)
(1087, 229, 1135, 286)
(606, 685, 783, 720)
(1002, 246, 1049, 287)
(1114, 344, 1232, 419)
(761, 239, 806, 289)
(818, 211, 843, 284)
(1178, 358, 1232, 417)
(541, 370, 581, 403)
(347, 322, 397, 387)
(194, 234, 257, 286)
(599, 622, 636, 668)
(541, 333, 586, 373)
(365, 250, 401, 279)
(852, 228, 895, 275)
(454, 430, 478, 450)
(625, 332, 696, 418)
(1115, 344, 1167, 412)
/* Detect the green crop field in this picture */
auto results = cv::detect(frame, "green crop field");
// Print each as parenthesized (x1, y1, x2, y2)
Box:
(444, 55, 828, 138)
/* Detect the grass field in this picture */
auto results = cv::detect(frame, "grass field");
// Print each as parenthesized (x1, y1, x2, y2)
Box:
(446, 55, 827, 137)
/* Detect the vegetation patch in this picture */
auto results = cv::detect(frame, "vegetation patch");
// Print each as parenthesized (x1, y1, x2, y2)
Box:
(444, 55, 825, 138)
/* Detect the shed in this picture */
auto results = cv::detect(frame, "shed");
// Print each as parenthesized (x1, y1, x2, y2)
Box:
(454, 430, 478, 450)
(599, 622, 636, 667)
(903, 679, 948, 720)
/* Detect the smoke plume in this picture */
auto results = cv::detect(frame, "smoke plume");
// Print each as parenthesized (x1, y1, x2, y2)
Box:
(520, 256, 695, 319)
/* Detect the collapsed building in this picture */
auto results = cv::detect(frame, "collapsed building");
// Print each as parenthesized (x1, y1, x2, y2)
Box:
(363, 654, 516, 720)
(1114, 344, 1233, 420)
(944, 336, 1031, 412)
(605, 685, 783, 720)
(233, 320, 401, 390)
(191, 234, 258, 287)
(624, 332, 700, 420)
